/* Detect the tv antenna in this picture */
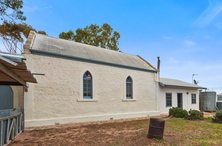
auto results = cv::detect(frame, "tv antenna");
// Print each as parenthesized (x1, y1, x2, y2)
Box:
(192, 74, 198, 84)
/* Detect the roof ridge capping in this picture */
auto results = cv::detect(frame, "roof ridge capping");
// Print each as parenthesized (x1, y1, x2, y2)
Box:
(23, 30, 36, 54)
(137, 55, 157, 71)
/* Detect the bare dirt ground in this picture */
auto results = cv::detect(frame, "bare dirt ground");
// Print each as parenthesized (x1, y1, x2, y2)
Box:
(9, 113, 221, 146)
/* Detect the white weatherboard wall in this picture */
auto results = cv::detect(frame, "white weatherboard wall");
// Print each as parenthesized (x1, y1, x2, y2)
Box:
(159, 86, 199, 113)
(24, 53, 160, 127)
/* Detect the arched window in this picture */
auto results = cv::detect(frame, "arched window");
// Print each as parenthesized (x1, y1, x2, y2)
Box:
(83, 71, 92, 99)
(126, 76, 133, 99)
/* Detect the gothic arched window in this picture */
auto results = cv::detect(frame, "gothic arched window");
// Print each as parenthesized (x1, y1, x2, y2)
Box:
(83, 71, 92, 99)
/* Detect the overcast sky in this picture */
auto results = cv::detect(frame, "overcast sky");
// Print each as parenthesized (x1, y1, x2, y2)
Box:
(1, 0, 222, 94)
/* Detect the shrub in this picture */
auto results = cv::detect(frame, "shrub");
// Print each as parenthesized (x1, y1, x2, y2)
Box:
(186, 110, 204, 120)
(169, 107, 188, 118)
(212, 111, 222, 123)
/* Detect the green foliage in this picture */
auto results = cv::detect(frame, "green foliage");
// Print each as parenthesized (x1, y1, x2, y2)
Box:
(204, 117, 212, 120)
(20, 23, 36, 38)
(59, 23, 121, 51)
(0, 21, 28, 52)
(0, 1, 47, 53)
(186, 110, 204, 120)
(59, 30, 74, 40)
(169, 107, 188, 118)
(0, 21, 47, 53)
(212, 111, 222, 123)
(37, 30, 47, 36)
(0, 0, 26, 22)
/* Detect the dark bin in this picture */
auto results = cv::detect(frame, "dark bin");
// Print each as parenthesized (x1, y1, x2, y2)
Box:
(147, 118, 165, 139)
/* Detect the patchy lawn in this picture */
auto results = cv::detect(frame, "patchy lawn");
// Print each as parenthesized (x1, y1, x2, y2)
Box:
(10, 117, 222, 146)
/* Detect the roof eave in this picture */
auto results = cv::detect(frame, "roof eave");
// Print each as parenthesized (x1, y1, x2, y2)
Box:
(159, 82, 207, 89)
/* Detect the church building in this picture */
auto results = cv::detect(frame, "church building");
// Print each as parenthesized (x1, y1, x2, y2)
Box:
(0, 31, 206, 127)
(23, 31, 161, 127)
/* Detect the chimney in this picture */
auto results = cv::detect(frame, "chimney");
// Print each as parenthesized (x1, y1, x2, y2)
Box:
(157, 56, 160, 72)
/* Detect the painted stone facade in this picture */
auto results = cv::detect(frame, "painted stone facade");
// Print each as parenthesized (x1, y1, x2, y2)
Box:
(24, 53, 160, 127)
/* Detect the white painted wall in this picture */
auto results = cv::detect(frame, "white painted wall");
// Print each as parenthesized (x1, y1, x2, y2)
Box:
(159, 86, 199, 113)
(10, 86, 23, 108)
(24, 53, 160, 127)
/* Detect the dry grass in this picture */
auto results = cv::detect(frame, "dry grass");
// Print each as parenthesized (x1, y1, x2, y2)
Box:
(10, 118, 222, 146)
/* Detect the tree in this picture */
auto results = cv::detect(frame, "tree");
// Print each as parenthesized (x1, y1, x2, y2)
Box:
(59, 30, 74, 40)
(37, 30, 47, 36)
(0, 0, 26, 22)
(0, 0, 47, 53)
(59, 23, 121, 51)
(0, 21, 47, 53)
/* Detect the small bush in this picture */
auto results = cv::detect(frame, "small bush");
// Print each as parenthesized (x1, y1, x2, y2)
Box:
(212, 111, 222, 123)
(169, 107, 188, 118)
(186, 110, 204, 120)
(204, 117, 212, 120)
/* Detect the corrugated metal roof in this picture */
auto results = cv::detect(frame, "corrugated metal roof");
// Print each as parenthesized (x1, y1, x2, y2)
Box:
(30, 33, 156, 71)
(159, 78, 206, 89)
(0, 52, 37, 84)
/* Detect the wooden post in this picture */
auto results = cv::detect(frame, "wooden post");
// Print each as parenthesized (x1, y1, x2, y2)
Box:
(6, 119, 9, 144)
(11, 118, 15, 140)
(19, 113, 22, 133)
(15, 116, 17, 136)
(0, 120, 3, 146)
(7, 118, 14, 143)
(22, 112, 24, 132)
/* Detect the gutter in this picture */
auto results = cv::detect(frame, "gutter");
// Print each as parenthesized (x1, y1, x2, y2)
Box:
(30, 49, 158, 73)
(159, 82, 207, 89)
(0, 56, 18, 66)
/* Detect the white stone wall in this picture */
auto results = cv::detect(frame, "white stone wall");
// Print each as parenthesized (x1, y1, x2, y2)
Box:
(24, 54, 160, 127)
(159, 86, 200, 113)
(10, 86, 23, 108)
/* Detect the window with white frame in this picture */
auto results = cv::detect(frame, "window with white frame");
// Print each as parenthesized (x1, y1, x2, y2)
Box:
(191, 94, 196, 104)
(126, 76, 133, 99)
(218, 96, 222, 101)
(166, 93, 172, 107)
(83, 71, 92, 99)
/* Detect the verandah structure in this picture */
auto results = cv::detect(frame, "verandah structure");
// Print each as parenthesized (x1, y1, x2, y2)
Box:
(0, 52, 36, 146)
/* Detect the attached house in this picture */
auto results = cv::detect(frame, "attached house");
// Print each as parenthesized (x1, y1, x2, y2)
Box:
(158, 78, 206, 113)
(217, 93, 222, 110)
(0, 31, 206, 128)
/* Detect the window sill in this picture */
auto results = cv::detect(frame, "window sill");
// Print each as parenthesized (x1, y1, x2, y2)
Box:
(122, 99, 136, 102)
(77, 99, 98, 102)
